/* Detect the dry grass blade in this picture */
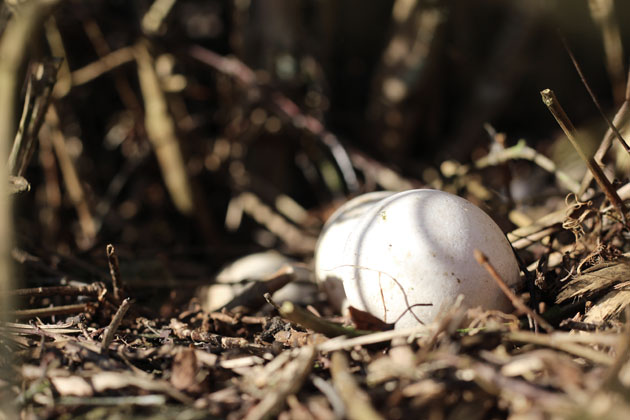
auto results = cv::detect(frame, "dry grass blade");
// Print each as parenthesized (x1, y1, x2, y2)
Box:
(560, 34, 630, 154)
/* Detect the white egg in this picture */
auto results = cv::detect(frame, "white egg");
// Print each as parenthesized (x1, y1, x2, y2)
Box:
(336, 189, 521, 329)
(314, 191, 394, 311)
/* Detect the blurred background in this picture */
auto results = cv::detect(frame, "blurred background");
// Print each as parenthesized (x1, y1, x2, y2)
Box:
(7, 0, 630, 304)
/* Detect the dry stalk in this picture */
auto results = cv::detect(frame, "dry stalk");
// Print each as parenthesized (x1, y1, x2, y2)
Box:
(9, 303, 92, 319)
(330, 351, 384, 420)
(141, 0, 177, 35)
(540, 88, 627, 223)
(101, 297, 131, 352)
(135, 40, 194, 215)
(474, 249, 554, 332)
(5, 283, 105, 298)
(106, 244, 124, 302)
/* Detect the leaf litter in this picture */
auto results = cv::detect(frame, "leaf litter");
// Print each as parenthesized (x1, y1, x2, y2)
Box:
(2, 2, 630, 419)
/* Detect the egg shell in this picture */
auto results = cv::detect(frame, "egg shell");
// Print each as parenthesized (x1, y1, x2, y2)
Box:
(314, 191, 394, 311)
(339, 189, 521, 328)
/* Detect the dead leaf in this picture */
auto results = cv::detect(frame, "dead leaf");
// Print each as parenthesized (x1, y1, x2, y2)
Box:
(348, 306, 394, 331)
(171, 347, 199, 391)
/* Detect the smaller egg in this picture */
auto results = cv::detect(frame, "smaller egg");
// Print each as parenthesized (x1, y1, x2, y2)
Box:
(199, 251, 316, 311)
(336, 189, 521, 328)
(314, 191, 394, 311)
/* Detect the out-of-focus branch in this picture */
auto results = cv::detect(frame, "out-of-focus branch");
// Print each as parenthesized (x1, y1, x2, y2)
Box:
(141, 0, 178, 35)
(588, 0, 626, 105)
(8, 59, 60, 176)
(0, 2, 60, 416)
(44, 106, 97, 247)
(189, 45, 359, 194)
(135, 41, 194, 215)
(69, 46, 135, 89)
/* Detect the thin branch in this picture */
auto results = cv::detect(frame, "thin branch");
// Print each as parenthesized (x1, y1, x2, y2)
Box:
(474, 249, 554, 332)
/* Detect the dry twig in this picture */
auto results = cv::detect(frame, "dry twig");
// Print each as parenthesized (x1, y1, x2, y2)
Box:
(101, 298, 131, 352)
(106, 244, 124, 302)
(474, 249, 554, 332)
